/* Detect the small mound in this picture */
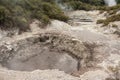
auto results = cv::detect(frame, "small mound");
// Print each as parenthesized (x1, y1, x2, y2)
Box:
(0, 32, 90, 73)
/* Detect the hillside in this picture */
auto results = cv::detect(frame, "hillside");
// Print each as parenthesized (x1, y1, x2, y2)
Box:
(0, 0, 68, 32)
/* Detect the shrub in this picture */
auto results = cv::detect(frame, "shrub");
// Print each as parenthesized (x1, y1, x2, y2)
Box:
(68, 1, 95, 10)
(40, 2, 69, 22)
(97, 4, 120, 15)
(0, 6, 6, 25)
(0, 0, 68, 32)
(58, 0, 105, 10)
(97, 19, 105, 24)
(112, 24, 118, 28)
(97, 14, 120, 26)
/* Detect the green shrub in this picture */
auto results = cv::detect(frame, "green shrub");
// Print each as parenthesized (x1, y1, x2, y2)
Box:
(97, 19, 105, 24)
(97, 14, 120, 26)
(112, 24, 118, 28)
(68, 1, 95, 10)
(58, 0, 105, 10)
(40, 2, 69, 22)
(60, 0, 105, 6)
(97, 4, 120, 15)
(0, 0, 68, 32)
(0, 6, 6, 25)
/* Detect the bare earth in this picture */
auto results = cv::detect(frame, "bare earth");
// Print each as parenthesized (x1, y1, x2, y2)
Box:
(0, 10, 120, 80)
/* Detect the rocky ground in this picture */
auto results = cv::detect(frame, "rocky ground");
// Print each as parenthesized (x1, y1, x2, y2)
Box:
(0, 10, 120, 80)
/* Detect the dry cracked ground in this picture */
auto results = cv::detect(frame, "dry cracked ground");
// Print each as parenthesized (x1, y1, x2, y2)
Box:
(0, 10, 120, 80)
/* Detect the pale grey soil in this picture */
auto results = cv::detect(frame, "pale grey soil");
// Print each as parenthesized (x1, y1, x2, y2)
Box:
(0, 10, 120, 80)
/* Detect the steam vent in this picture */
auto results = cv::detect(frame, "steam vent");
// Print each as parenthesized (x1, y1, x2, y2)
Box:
(0, 0, 120, 80)
(1, 33, 82, 73)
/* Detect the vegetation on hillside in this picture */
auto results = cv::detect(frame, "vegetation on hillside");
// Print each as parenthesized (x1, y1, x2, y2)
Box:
(59, 0, 120, 26)
(0, 0, 68, 31)
(97, 14, 120, 26)
(97, 4, 120, 26)
(88, 0, 120, 26)
(0, 0, 120, 30)
(58, 0, 120, 12)
(58, 0, 105, 10)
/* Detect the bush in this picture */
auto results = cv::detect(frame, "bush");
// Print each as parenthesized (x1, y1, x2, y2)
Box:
(58, 0, 105, 10)
(40, 2, 69, 22)
(97, 14, 120, 26)
(112, 24, 118, 28)
(97, 4, 120, 15)
(60, 0, 105, 6)
(0, 0, 68, 32)
(68, 1, 95, 10)
(0, 6, 6, 25)
(97, 19, 105, 24)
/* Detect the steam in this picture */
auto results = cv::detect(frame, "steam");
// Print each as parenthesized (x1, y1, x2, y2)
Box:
(55, 0, 72, 10)
(104, 0, 117, 6)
